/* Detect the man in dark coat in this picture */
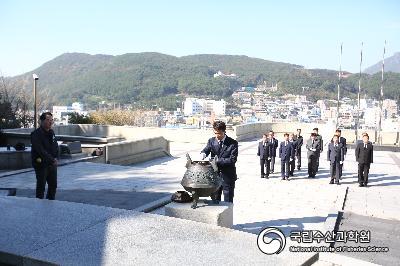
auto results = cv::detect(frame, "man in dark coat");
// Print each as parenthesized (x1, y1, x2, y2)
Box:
(335, 129, 347, 178)
(327, 135, 344, 185)
(257, 133, 272, 178)
(268, 131, 279, 174)
(355, 134, 373, 187)
(201, 121, 238, 202)
(295, 128, 303, 170)
(279, 133, 295, 180)
(306, 133, 321, 178)
(31, 112, 59, 200)
(313, 128, 323, 172)
(288, 133, 296, 176)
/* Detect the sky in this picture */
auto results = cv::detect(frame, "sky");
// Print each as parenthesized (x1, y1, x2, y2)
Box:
(1, 0, 399, 76)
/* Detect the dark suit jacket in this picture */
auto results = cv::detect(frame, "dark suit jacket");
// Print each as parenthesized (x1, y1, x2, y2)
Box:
(355, 142, 373, 164)
(257, 141, 271, 159)
(306, 139, 321, 158)
(201, 135, 238, 182)
(295, 136, 303, 156)
(279, 141, 294, 162)
(31, 127, 59, 168)
(268, 138, 279, 157)
(338, 136, 347, 155)
(327, 143, 344, 163)
(316, 134, 323, 152)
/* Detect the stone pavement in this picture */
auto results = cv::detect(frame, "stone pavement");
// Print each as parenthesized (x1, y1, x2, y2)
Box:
(1, 138, 400, 265)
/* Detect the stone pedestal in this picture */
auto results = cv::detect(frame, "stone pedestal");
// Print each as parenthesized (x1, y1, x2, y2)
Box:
(165, 200, 233, 228)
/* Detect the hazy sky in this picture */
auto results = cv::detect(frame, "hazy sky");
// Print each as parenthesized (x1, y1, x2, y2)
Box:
(1, 0, 399, 76)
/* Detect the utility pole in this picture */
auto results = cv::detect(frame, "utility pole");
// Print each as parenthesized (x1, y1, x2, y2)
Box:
(336, 43, 342, 129)
(356, 42, 363, 141)
(378, 41, 386, 145)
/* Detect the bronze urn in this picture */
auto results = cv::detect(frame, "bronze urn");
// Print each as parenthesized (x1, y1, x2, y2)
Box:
(181, 154, 222, 208)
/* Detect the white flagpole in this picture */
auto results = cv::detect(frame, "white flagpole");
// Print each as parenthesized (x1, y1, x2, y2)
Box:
(336, 43, 343, 129)
(356, 42, 363, 141)
(378, 40, 386, 145)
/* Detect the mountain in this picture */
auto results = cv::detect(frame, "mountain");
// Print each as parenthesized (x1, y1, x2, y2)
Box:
(6, 52, 400, 110)
(364, 52, 400, 74)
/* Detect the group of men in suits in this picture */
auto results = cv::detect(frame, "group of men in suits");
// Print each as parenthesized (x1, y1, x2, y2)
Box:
(322, 129, 373, 187)
(257, 129, 304, 180)
(199, 121, 374, 204)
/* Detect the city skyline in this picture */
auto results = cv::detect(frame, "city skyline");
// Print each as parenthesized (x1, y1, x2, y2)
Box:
(1, 0, 399, 77)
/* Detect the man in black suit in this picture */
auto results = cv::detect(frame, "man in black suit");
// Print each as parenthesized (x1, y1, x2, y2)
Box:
(335, 129, 347, 178)
(306, 133, 321, 178)
(327, 135, 344, 185)
(355, 134, 373, 187)
(279, 133, 295, 180)
(288, 133, 296, 176)
(31, 112, 59, 200)
(201, 121, 238, 202)
(257, 133, 272, 178)
(268, 131, 279, 174)
(295, 128, 303, 170)
(313, 128, 323, 172)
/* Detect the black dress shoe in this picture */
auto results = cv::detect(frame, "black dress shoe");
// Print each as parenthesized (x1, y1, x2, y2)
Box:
(359, 183, 364, 187)
(329, 180, 334, 184)
(364, 183, 368, 187)
(281, 177, 285, 180)
(336, 181, 340, 185)
(261, 175, 264, 178)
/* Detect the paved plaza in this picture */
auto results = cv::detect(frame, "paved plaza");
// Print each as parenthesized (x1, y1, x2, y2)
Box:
(1, 138, 399, 265)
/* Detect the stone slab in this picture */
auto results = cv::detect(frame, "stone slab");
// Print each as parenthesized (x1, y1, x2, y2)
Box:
(165, 200, 233, 228)
(0, 196, 310, 266)
(0, 196, 126, 263)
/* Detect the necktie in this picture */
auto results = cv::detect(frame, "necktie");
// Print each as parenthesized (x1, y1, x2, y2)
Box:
(219, 140, 223, 150)
(312, 140, 314, 145)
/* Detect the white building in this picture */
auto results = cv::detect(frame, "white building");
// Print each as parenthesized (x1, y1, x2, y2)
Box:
(183, 98, 204, 116)
(52, 102, 87, 124)
(183, 98, 226, 116)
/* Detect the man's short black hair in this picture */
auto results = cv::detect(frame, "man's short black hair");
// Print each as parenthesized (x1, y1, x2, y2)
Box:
(213, 121, 226, 132)
(284, 133, 289, 137)
(313, 128, 318, 131)
(263, 133, 268, 137)
(336, 129, 341, 133)
(40, 112, 53, 121)
(311, 133, 317, 137)
(297, 128, 301, 131)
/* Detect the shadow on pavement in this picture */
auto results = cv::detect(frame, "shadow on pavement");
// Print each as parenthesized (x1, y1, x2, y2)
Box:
(233, 214, 337, 236)
(15, 189, 170, 210)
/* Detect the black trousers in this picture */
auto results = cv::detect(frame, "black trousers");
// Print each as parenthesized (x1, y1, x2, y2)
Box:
(308, 156, 317, 177)
(316, 155, 320, 172)
(289, 159, 295, 175)
(35, 165, 57, 200)
(281, 160, 290, 178)
(212, 179, 235, 203)
(296, 149, 301, 168)
(260, 159, 270, 176)
(339, 162, 343, 177)
(358, 163, 370, 184)
(270, 157, 276, 172)
(330, 161, 340, 182)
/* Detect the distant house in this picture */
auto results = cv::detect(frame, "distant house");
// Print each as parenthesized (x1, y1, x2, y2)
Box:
(213, 71, 237, 78)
